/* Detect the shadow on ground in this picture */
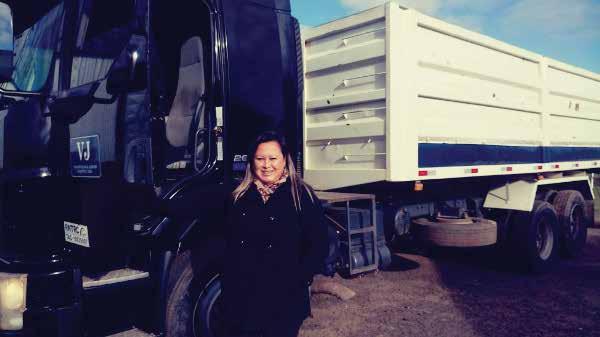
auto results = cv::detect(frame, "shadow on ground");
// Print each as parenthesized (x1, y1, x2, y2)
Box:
(428, 228, 600, 337)
(381, 254, 420, 272)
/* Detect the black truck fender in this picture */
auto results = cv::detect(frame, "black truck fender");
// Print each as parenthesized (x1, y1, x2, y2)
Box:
(160, 241, 225, 336)
(148, 207, 226, 333)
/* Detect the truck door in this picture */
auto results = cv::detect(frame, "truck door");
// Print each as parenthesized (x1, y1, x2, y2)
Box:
(64, 0, 151, 272)
(69, 0, 149, 183)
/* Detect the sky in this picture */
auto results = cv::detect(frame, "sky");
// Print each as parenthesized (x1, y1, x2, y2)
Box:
(0, 1, 597, 74)
(291, 0, 600, 74)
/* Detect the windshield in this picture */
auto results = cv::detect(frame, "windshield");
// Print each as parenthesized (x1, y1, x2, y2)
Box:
(3, 3, 64, 92)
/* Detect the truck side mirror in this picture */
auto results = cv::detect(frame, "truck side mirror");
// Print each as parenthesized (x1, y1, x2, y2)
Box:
(0, 2, 14, 82)
(47, 81, 101, 124)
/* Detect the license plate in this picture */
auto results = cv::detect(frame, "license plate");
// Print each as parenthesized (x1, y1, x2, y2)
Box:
(64, 221, 90, 247)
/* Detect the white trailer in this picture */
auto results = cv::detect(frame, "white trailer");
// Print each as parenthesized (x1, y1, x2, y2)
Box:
(301, 1, 599, 272)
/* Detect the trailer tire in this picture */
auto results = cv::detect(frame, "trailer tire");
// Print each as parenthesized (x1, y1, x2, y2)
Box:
(584, 200, 595, 228)
(553, 190, 587, 258)
(412, 217, 497, 247)
(538, 189, 558, 204)
(165, 251, 225, 337)
(510, 201, 559, 273)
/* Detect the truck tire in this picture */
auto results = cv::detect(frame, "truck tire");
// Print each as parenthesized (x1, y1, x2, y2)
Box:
(412, 217, 497, 247)
(553, 190, 587, 258)
(510, 201, 559, 273)
(537, 189, 557, 204)
(584, 200, 595, 228)
(165, 251, 226, 337)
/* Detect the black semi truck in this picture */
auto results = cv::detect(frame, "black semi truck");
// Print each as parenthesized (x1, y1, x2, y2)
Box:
(0, 0, 311, 336)
(1, 0, 598, 336)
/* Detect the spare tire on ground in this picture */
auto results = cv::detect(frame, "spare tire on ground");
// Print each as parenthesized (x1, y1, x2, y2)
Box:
(412, 216, 497, 247)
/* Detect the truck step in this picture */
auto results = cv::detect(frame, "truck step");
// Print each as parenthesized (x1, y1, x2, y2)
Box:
(105, 328, 155, 337)
(83, 268, 149, 289)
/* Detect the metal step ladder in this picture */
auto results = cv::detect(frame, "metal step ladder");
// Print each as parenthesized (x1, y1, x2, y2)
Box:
(315, 191, 378, 275)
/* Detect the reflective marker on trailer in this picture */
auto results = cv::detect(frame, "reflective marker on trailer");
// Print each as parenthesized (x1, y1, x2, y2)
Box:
(417, 170, 436, 177)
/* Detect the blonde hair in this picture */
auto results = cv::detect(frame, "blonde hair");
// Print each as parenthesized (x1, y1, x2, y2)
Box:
(232, 133, 314, 211)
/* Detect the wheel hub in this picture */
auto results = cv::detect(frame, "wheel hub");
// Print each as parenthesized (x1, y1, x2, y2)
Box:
(568, 206, 583, 239)
(536, 219, 553, 260)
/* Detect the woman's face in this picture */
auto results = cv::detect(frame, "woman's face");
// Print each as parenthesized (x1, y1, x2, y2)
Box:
(253, 141, 286, 185)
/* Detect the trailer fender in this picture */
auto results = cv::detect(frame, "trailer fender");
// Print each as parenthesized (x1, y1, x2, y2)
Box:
(484, 175, 594, 212)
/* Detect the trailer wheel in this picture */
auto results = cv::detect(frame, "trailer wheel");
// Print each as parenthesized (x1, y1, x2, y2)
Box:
(165, 251, 226, 337)
(538, 189, 558, 204)
(412, 217, 497, 247)
(553, 190, 587, 257)
(511, 201, 559, 273)
(584, 200, 595, 228)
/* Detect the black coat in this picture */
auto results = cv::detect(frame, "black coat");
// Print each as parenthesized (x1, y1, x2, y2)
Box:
(223, 180, 328, 331)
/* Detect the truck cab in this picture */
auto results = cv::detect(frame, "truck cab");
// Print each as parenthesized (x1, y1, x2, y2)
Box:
(0, 0, 302, 336)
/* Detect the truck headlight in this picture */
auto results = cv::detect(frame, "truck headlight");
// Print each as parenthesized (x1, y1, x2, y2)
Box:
(0, 273, 27, 330)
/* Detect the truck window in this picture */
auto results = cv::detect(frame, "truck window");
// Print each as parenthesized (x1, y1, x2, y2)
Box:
(70, 0, 134, 87)
(153, 1, 212, 174)
(2, 3, 64, 92)
(164, 36, 208, 172)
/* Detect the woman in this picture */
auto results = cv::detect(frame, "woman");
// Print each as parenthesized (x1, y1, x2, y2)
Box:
(223, 131, 328, 337)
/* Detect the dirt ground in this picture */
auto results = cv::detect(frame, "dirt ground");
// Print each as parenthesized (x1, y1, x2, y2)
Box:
(301, 226, 600, 337)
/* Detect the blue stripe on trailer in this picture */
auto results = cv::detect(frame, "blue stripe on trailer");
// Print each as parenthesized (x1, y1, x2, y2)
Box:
(418, 144, 600, 168)
(418, 144, 542, 168)
(544, 147, 600, 162)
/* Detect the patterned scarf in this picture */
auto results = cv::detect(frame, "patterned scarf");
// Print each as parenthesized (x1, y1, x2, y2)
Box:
(254, 169, 289, 203)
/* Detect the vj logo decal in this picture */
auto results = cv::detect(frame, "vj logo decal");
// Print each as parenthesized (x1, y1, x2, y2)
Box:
(77, 141, 91, 161)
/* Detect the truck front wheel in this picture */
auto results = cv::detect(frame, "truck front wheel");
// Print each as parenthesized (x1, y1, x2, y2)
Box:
(165, 251, 226, 337)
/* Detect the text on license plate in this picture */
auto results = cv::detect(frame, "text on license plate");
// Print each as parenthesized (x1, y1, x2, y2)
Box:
(64, 221, 90, 248)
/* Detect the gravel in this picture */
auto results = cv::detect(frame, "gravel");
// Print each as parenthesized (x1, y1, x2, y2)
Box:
(301, 228, 600, 337)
